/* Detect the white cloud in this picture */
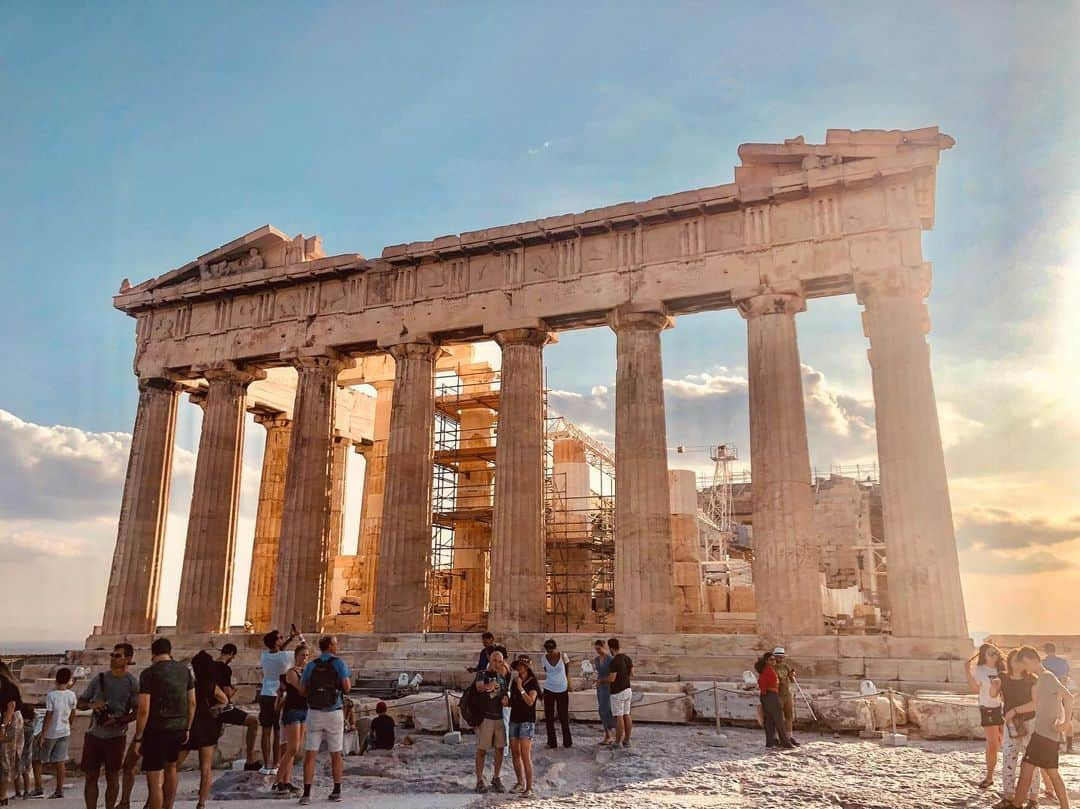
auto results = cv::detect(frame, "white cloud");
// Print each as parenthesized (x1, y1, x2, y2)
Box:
(527, 140, 552, 156)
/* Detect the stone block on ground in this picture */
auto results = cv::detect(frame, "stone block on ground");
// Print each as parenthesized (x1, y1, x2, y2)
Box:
(907, 694, 983, 739)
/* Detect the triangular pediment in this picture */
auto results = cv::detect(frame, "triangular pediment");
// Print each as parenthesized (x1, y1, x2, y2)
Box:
(122, 225, 326, 294)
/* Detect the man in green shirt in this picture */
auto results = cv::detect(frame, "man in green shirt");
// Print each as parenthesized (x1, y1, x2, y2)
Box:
(79, 642, 139, 809)
(772, 647, 799, 741)
(133, 638, 194, 809)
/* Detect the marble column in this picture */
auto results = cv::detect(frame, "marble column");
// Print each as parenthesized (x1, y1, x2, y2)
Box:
(373, 341, 439, 633)
(856, 266, 968, 638)
(608, 305, 676, 634)
(272, 355, 347, 633)
(244, 414, 292, 633)
(353, 379, 394, 630)
(321, 436, 351, 620)
(101, 378, 181, 635)
(177, 365, 262, 633)
(489, 328, 548, 633)
(736, 290, 823, 639)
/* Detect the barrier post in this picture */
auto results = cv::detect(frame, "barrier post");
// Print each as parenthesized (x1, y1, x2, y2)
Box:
(713, 682, 721, 734)
(444, 689, 454, 732)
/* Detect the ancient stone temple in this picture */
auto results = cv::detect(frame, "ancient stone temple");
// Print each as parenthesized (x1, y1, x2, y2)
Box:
(101, 127, 970, 663)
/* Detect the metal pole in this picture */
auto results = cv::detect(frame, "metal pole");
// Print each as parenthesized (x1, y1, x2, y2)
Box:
(888, 688, 896, 737)
(444, 689, 454, 732)
(713, 682, 721, 734)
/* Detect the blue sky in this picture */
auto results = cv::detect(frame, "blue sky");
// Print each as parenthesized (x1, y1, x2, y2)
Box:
(1, 2, 1078, 641)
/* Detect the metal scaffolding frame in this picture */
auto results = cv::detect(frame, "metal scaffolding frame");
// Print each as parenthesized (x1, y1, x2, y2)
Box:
(544, 409, 616, 632)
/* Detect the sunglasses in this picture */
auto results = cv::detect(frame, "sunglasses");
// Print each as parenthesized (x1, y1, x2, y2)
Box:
(109, 652, 128, 659)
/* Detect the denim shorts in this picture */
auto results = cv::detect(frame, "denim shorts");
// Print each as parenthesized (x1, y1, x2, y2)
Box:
(508, 721, 535, 740)
(282, 708, 308, 726)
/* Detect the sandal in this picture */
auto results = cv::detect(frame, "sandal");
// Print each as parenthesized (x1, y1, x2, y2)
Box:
(978, 777, 994, 789)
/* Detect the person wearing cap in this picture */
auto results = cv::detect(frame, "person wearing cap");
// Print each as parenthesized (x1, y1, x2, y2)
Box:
(358, 702, 395, 756)
(772, 647, 799, 741)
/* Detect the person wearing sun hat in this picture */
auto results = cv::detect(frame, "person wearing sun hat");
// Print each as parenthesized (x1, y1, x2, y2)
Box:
(771, 646, 799, 741)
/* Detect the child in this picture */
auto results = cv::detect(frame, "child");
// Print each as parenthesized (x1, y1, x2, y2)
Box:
(14, 704, 37, 799)
(359, 702, 395, 755)
(1008, 646, 1074, 809)
(35, 668, 77, 800)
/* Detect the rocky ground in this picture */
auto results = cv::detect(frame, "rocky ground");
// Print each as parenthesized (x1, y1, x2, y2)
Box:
(26, 724, 1080, 809)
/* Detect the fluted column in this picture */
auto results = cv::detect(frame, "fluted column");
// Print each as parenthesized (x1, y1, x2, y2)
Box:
(321, 436, 351, 620)
(736, 289, 823, 639)
(609, 305, 676, 633)
(352, 379, 394, 630)
(272, 354, 348, 632)
(177, 365, 263, 633)
(856, 265, 968, 638)
(373, 341, 439, 633)
(244, 414, 292, 633)
(101, 378, 181, 634)
(489, 328, 549, 632)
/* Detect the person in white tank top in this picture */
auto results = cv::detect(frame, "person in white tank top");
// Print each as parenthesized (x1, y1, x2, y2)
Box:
(541, 640, 572, 748)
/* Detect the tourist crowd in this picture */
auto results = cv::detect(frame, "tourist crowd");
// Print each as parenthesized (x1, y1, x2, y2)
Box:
(0, 632, 1073, 808)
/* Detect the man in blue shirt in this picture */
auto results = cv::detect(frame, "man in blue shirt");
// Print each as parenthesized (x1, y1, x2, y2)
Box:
(298, 636, 351, 805)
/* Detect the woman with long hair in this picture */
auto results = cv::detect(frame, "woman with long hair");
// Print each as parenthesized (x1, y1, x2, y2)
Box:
(998, 648, 1041, 808)
(0, 661, 26, 807)
(177, 651, 228, 809)
(592, 640, 616, 746)
(273, 644, 309, 796)
(967, 642, 1006, 789)
(508, 657, 540, 798)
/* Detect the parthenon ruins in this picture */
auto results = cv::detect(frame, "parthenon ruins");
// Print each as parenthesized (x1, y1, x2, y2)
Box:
(100, 126, 970, 659)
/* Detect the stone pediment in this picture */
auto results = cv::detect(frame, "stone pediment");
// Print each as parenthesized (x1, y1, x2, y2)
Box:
(121, 225, 326, 294)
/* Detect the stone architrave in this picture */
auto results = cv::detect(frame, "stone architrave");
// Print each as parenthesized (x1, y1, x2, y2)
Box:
(489, 328, 549, 633)
(272, 354, 349, 632)
(322, 435, 351, 620)
(373, 340, 440, 633)
(608, 305, 676, 634)
(101, 378, 181, 634)
(177, 364, 264, 633)
(736, 289, 823, 639)
(244, 414, 292, 633)
(352, 379, 394, 629)
(856, 265, 968, 638)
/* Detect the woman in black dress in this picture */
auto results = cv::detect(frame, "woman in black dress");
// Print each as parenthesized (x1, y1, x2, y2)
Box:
(178, 651, 228, 809)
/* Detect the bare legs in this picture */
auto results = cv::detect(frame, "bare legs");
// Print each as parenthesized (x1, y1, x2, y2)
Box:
(275, 722, 304, 787)
(983, 724, 1002, 784)
(83, 766, 120, 809)
(614, 713, 633, 746)
(509, 738, 533, 792)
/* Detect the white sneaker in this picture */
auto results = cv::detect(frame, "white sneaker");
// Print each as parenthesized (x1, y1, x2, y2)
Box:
(260, 766, 277, 775)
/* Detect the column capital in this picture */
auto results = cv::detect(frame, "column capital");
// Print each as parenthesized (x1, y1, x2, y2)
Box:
(187, 388, 208, 410)
(492, 327, 554, 348)
(386, 340, 441, 363)
(195, 361, 267, 385)
(606, 303, 672, 333)
(371, 379, 395, 393)
(734, 289, 806, 320)
(280, 348, 354, 374)
(136, 376, 184, 394)
(253, 411, 291, 430)
(854, 264, 932, 305)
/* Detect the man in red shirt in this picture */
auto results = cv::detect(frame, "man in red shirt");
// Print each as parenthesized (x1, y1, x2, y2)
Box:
(756, 652, 795, 749)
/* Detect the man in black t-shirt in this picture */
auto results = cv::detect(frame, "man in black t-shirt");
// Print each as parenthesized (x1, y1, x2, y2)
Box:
(359, 702, 395, 755)
(134, 638, 195, 809)
(213, 644, 261, 770)
(605, 638, 634, 748)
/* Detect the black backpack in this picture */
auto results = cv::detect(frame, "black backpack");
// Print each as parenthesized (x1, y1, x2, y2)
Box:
(458, 682, 486, 728)
(306, 658, 340, 710)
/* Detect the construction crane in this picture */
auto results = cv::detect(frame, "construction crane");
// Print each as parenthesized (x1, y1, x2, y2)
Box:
(673, 441, 739, 561)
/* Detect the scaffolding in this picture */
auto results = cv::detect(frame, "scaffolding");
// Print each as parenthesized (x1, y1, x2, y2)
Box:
(544, 413, 616, 632)
(424, 365, 618, 634)
(426, 366, 500, 632)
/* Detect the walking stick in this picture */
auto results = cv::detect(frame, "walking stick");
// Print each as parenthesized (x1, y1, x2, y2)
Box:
(794, 680, 822, 736)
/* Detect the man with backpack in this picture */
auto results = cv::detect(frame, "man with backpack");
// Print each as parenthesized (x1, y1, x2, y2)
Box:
(79, 642, 139, 809)
(298, 636, 351, 805)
